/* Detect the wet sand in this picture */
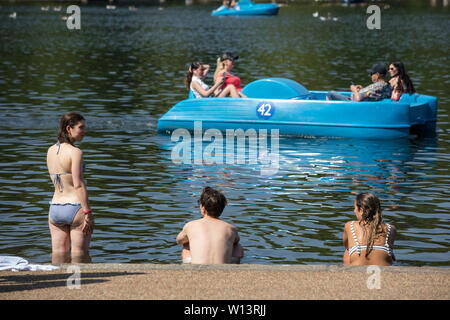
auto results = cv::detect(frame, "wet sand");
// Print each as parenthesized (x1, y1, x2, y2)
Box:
(1, 264, 449, 300)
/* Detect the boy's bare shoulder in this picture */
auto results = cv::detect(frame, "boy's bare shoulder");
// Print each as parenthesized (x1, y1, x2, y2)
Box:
(223, 220, 238, 231)
(184, 219, 202, 228)
(203, 218, 237, 230)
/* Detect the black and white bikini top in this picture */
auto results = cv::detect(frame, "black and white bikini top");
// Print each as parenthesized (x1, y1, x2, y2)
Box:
(348, 221, 394, 257)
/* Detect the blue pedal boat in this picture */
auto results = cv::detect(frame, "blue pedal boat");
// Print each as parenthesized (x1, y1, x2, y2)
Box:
(342, 0, 365, 4)
(212, 0, 280, 16)
(157, 78, 437, 140)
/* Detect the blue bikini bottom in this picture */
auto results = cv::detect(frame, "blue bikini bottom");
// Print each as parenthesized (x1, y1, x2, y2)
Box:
(49, 202, 81, 225)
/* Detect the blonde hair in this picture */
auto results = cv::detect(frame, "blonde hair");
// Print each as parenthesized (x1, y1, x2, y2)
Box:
(213, 57, 226, 80)
(356, 192, 387, 257)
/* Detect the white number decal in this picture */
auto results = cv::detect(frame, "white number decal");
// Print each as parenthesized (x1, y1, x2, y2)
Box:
(257, 102, 275, 119)
(257, 105, 265, 114)
(258, 103, 272, 116)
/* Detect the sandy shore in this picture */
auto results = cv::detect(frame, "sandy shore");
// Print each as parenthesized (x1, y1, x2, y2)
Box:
(1, 264, 449, 300)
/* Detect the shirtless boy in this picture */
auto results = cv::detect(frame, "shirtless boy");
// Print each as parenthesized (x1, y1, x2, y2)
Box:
(176, 187, 244, 264)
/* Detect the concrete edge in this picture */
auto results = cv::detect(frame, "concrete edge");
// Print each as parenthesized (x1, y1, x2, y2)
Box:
(52, 263, 450, 274)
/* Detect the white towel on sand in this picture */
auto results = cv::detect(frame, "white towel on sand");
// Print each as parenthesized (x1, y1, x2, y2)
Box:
(0, 256, 59, 272)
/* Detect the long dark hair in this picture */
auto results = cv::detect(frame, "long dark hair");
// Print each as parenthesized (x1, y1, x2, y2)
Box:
(356, 192, 386, 257)
(184, 61, 202, 91)
(57, 112, 85, 145)
(390, 61, 415, 94)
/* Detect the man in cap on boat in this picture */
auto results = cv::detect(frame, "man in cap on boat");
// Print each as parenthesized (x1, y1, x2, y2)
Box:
(327, 63, 392, 101)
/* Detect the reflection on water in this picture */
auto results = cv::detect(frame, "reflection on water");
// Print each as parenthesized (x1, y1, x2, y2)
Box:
(0, 3, 449, 266)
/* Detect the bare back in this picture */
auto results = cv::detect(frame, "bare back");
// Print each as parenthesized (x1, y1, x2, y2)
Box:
(182, 217, 238, 264)
(47, 142, 83, 204)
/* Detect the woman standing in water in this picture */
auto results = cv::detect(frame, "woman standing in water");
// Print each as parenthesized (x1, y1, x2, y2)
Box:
(343, 192, 396, 266)
(47, 112, 94, 263)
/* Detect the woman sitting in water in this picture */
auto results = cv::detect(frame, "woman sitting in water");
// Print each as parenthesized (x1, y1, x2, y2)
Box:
(185, 61, 239, 98)
(388, 61, 415, 101)
(213, 52, 247, 98)
(342, 192, 396, 266)
(46, 112, 94, 264)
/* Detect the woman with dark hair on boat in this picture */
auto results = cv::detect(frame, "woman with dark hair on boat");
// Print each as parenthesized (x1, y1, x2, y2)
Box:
(388, 61, 415, 101)
(342, 192, 397, 266)
(47, 112, 94, 264)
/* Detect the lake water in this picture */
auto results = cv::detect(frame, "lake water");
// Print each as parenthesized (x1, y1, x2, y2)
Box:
(0, 2, 449, 266)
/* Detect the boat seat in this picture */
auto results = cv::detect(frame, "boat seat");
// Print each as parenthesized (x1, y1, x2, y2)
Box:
(242, 78, 311, 99)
